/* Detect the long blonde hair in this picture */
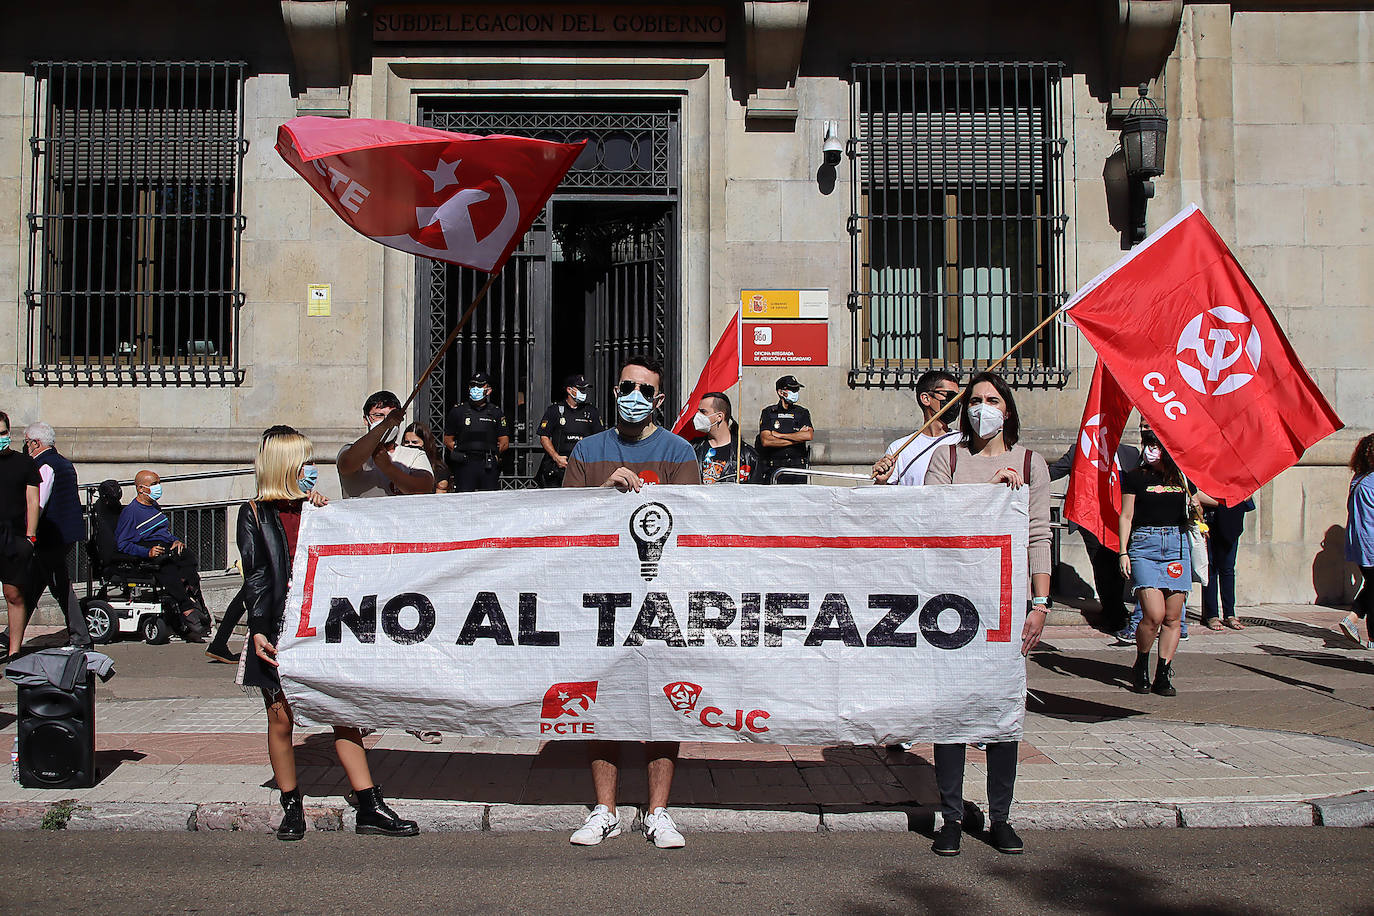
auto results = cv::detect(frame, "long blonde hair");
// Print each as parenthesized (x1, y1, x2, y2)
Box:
(256, 429, 312, 501)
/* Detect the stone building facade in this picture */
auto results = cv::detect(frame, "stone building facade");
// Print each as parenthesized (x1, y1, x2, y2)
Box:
(0, 1, 1368, 606)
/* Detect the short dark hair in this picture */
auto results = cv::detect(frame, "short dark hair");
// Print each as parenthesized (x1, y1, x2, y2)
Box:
(701, 391, 733, 423)
(362, 390, 401, 416)
(0, 410, 9, 433)
(958, 371, 1021, 447)
(916, 370, 958, 395)
(1352, 433, 1374, 478)
(622, 354, 663, 387)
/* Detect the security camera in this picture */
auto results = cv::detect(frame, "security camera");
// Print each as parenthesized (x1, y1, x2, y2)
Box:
(822, 120, 843, 166)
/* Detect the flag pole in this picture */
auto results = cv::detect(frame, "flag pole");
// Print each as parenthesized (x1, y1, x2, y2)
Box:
(401, 271, 500, 413)
(878, 304, 1068, 472)
(734, 309, 744, 484)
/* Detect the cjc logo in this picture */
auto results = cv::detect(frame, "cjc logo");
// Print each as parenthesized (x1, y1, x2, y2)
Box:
(1175, 306, 1262, 396)
(540, 681, 598, 735)
(663, 681, 703, 713)
(662, 682, 770, 734)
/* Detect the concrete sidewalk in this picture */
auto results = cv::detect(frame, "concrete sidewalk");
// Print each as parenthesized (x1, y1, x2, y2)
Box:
(2, 603, 1372, 834)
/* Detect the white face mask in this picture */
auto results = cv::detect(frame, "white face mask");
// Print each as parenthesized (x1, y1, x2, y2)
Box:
(367, 415, 398, 445)
(966, 403, 1005, 439)
(1143, 445, 1163, 465)
(573, 389, 587, 404)
(782, 390, 800, 404)
(692, 412, 714, 434)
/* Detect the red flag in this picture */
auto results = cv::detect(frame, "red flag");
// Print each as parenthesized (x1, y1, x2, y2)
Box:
(276, 117, 584, 273)
(1064, 205, 1341, 503)
(1064, 364, 1133, 552)
(672, 312, 741, 437)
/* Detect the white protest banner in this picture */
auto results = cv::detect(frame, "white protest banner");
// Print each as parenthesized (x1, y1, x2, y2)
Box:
(277, 484, 1029, 744)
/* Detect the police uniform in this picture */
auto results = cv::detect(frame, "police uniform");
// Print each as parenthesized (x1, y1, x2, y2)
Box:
(757, 401, 812, 485)
(445, 400, 509, 492)
(536, 401, 603, 488)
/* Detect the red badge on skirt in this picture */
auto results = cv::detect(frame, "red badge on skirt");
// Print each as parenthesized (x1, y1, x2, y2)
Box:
(1167, 562, 1184, 579)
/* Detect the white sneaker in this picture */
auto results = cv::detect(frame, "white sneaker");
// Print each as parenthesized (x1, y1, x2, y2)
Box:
(642, 807, 686, 849)
(569, 805, 621, 846)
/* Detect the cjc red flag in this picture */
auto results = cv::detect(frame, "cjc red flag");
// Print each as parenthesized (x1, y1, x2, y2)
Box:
(672, 311, 741, 437)
(1064, 205, 1342, 503)
(1064, 363, 1133, 552)
(276, 116, 584, 273)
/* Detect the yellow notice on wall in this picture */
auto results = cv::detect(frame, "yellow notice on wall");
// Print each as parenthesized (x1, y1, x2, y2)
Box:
(739, 289, 828, 320)
(307, 283, 332, 317)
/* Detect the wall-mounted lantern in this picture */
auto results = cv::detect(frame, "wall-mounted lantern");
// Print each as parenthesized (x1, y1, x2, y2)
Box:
(1120, 83, 1167, 245)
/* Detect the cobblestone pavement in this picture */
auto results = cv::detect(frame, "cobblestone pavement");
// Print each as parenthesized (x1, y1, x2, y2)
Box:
(1, 602, 1372, 831)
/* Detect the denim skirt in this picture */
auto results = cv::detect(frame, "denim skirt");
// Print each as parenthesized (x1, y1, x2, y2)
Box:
(1128, 525, 1192, 593)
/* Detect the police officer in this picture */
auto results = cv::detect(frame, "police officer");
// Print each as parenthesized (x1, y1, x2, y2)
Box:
(536, 374, 603, 488)
(756, 375, 813, 485)
(444, 371, 509, 492)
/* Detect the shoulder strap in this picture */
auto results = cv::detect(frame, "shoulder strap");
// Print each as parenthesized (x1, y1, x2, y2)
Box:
(948, 443, 958, 474)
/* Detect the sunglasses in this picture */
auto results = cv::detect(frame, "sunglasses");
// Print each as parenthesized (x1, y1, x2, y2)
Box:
(617, 380, 657, 399)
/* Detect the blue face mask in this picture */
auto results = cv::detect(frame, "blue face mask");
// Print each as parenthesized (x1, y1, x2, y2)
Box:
(0, 436, 10, 451)
(469, 386, 486, 402)
(299, 464, 319, 493)
(573, 389, 587, 404)
(616, 390, 654, 424)
(783, 390, 800, 404)
(146, 483, 163, 502)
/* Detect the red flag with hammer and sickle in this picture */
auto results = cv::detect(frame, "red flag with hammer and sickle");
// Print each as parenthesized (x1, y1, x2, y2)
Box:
(1064, 205, 1341, 503)
(276, 116, 584, 273)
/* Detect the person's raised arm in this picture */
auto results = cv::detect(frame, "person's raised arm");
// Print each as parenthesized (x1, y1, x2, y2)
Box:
(338, 409, 405, 475)
(373, 449, 434, 495)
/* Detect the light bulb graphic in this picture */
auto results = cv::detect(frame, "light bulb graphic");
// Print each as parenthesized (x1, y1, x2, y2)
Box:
(628, 502, 673, 581)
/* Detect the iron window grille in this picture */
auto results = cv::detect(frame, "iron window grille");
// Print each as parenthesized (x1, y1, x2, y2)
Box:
(25, 61, 247, 387)
(848, 62, 1070, 389)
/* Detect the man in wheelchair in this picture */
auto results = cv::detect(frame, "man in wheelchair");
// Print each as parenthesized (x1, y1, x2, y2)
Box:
(112, 471, 211, 639)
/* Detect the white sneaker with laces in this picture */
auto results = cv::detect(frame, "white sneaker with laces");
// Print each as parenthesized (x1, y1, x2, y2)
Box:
(569, 805, 621, 846)
(642, 807, 686, 849)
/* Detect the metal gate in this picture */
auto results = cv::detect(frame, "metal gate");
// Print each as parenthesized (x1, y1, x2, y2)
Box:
(416, 101, 679, 487)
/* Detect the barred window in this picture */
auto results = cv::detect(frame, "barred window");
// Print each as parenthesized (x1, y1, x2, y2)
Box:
(848, 62, 1070, 389)
(25, 62, 247, 386)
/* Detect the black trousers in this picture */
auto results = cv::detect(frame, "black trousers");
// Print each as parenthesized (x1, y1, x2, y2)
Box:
(1083, 532, 1128, 629)
(150, 550, 204, 612)
(934, 741, 1018, 824)
(23, 541, 90, 646)
(210, 582, 249, 647)
(1354, 566, 1374, 619)
(452, 460, 500, 492)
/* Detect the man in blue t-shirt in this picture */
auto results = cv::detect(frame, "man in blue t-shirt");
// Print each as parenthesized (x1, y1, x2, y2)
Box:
(563, 355, 700, 850)
(115, 470, 209, 638)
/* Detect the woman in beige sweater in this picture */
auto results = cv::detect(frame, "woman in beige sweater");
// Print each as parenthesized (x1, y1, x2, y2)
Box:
(923, 371, 1052, 857)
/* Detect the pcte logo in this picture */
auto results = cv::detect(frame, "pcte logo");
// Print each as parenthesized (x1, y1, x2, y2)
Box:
(1175, 306, 1262, 396)
(540, 681, 598, 735)
(662, 681, 771, 734)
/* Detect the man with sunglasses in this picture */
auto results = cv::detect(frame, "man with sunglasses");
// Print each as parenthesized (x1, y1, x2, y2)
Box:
(563, 355, 699, 849)
(757, 375, 813, 484)
(873, 370, 961, 487)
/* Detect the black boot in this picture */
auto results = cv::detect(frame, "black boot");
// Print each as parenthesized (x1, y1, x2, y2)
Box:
(1152, 658, 1177, 696)
(276, 788, 305, 841)
(1132, 651, 1152, 693)
(354, 786, 419, 837)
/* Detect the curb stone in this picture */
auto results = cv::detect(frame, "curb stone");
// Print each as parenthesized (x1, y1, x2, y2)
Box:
(821, 811, 912, 832)
(1014, 802, 1180, 830)
(399, 802, 485, 832)
(1313, 791, 1374, 827)
(65, 802, 198, 832)
(669, 808, 823, 832)
(0, 802, 50, 830)
(487, 804, 612, 832)
(1177, 801, 1314, 828)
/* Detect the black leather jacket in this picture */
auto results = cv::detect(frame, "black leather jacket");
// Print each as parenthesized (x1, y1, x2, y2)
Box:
(237, 500, 293, 644)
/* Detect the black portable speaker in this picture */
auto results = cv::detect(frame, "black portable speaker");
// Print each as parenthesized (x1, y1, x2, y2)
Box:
(17, 672, 96, 789)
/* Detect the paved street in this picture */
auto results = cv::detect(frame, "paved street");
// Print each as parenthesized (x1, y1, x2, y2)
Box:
(1, 599, 1372, 834)
(3, 829, 1373, 915)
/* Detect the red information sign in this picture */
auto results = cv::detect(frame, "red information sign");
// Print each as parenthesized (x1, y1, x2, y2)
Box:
(743, 322, 828, 366)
